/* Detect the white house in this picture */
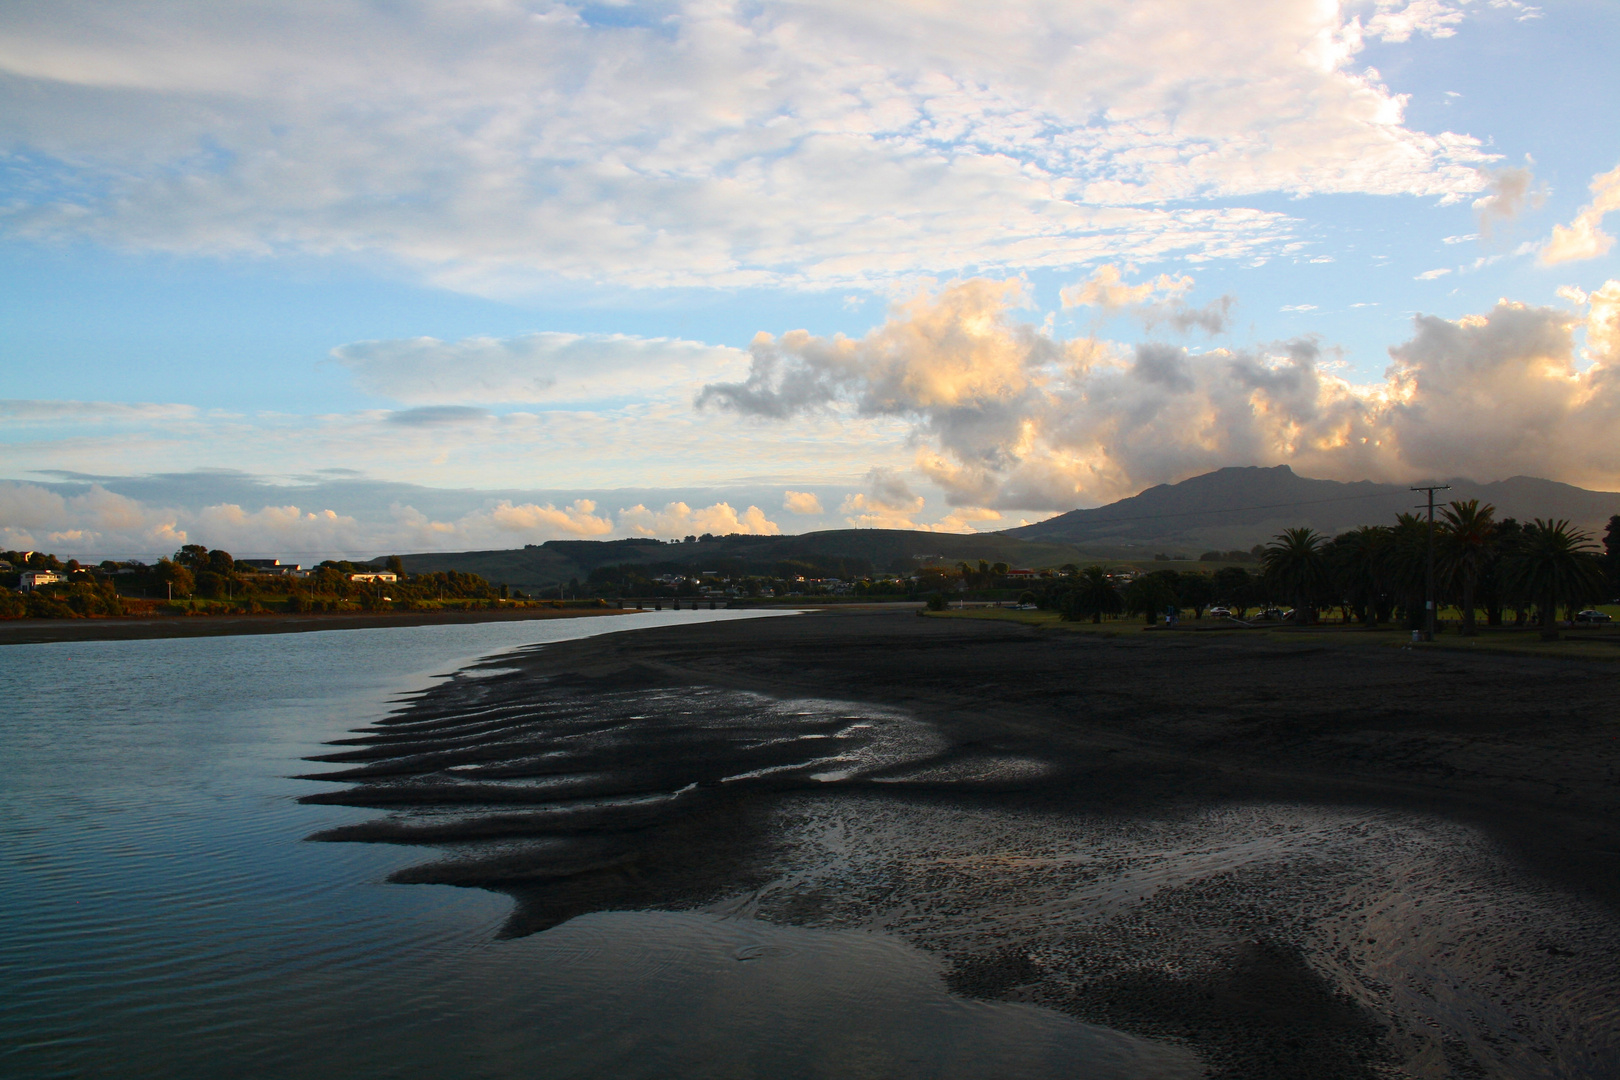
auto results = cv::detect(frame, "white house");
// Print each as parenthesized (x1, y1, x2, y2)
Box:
(348, 572, 399, 583)
(19, 570, 65, 592)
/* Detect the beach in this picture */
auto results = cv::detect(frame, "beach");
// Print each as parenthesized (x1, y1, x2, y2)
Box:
(306, 608, 1620, 1078)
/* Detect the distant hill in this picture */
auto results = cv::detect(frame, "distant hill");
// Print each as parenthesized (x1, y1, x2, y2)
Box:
(392, 529, 1100, 593)
(1002, 465, 1620, 550)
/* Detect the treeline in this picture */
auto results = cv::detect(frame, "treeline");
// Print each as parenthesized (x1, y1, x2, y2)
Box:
(1, 545, 516, 619)
(1040, 504, 1620, 638)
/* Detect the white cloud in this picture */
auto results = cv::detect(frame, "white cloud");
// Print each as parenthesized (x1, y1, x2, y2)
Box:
(837, 469, 1000, 533)
(701, 275, 1620, 509)
(1061, 265, 1193, 311)
(1416, 268, 1452, 280)
(1442, 233, 1478, 244)
(1281, 304, 1319, 312)
(1361, 1, 1467, 43)
(617, 502, 781, 538)
(0, 482, 782, 557)
(1541, 162, 1620, 266)
(0, 1, 1497, 292)
(782, 490, 824, 516)
(333, 333, 748, 405)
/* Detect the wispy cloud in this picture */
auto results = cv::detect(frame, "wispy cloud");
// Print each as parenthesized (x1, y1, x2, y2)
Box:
(0, 1, 1496, 293)
(333, 333, 747, 405)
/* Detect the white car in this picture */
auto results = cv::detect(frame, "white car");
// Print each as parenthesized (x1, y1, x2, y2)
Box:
(1208, 606, 1232, 618)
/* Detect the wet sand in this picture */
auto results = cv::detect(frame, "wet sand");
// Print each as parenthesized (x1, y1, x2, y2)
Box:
(0, 605, 631, 646)
(304, 608, 1620, 1078)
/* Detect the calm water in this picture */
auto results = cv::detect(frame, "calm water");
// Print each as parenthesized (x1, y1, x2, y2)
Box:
(0, 612, 1194, 1080)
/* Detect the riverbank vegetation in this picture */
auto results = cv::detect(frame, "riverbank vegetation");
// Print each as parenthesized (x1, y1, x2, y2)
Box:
(0, 546, 597, 620)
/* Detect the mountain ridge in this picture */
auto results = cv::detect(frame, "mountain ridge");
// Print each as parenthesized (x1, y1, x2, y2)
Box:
(1001, 465, 1620, 548)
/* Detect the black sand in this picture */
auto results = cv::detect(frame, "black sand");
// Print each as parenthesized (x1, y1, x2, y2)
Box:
(304, 609, 1620, 1078)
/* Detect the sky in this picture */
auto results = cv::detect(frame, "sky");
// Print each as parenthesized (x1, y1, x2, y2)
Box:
(2, 0, 1619, 560)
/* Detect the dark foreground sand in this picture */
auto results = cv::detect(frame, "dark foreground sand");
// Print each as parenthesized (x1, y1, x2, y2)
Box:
(0, 605, 630, 646)
(304, 609, 1620, 1079)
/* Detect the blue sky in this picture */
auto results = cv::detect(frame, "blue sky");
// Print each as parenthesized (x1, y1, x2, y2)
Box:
(2, 0, 1618, 558)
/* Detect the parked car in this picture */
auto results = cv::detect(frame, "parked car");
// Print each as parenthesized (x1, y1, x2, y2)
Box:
(1208, 606, 1232, 618)
(1574, 609, 1613, 624)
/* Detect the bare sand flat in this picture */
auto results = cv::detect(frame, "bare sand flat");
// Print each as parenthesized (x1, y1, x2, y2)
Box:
(304, 608, 1620, 1078)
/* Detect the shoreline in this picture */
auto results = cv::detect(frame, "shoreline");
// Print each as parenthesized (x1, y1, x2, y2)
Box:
(305, 607, 1620, 1077)
(0, 604, 636, 646)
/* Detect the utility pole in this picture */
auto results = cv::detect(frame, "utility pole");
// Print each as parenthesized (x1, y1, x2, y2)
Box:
(1411, 484, 1450, 641)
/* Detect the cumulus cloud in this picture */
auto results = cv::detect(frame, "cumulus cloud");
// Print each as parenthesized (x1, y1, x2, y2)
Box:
(838, 469, 1000, 533)
(334, 333, 748, 405)
(0, 1, 1497, 291)
(782, 491, 824, 516)
(1541, 162, 1620, 266)
(617, 502, 781, 538)
(701, 275, 1620, 510)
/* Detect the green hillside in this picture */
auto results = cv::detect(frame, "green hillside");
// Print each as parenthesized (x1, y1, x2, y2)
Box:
(390, 529, 1098, 593)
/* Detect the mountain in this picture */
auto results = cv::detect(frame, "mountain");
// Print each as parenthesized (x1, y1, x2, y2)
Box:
(1002, 465, 1620, 550)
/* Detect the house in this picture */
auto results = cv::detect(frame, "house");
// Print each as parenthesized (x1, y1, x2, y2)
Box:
(241, 559, 303, 575)
(19, 570, 65, 592)
(349, 572, 399, 583)
(1004, 568, 1040, 579)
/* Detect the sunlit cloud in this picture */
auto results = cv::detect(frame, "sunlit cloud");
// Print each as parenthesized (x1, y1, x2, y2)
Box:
(702, 275, 1620, 509)
(1541, 162, 1620, 265)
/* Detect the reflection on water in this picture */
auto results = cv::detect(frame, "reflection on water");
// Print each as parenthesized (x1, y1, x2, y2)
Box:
(0, 612, 1189, 1079)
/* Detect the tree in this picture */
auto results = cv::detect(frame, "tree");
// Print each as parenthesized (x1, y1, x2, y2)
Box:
(1123, 572, 1177, 625)
(155, 558, 194, 598)
(1437, 500, 1496, 636)
(1326, 526, 1391, 626)
(1212, 565, 1254, 618)
(1062, 565, 1123, 623)
(1505, 519, 1607, 640)
(174, 544, 210, 570)
(1176, 572, 1215, 618)
(387, 554, 406, 577)
(1379, 514, 1430, 629)
(1262, 528, 1330, 625)
(207, 548, 235, 575)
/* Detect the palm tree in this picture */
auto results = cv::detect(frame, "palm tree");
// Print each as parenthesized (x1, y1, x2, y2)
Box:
(1262, 527, 1330, 625)
(1063, 564, 1123, 623)
(1438, 500, 1496, 636)
(1378, 513, 1429, 630)
(1506, 519, 1607, 640)
(1326, 525, 1392, 626)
